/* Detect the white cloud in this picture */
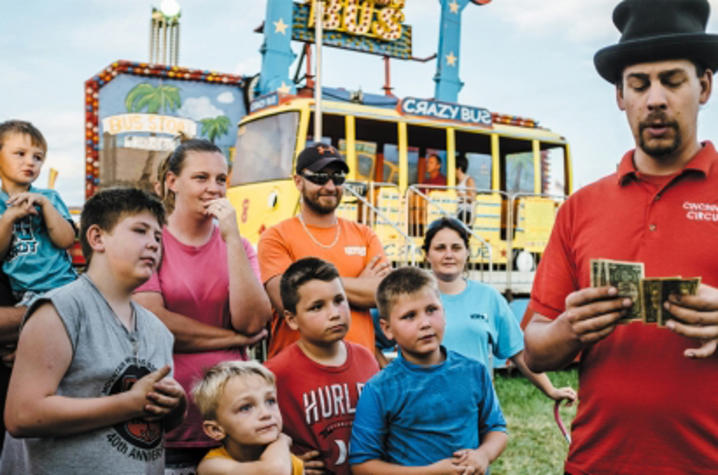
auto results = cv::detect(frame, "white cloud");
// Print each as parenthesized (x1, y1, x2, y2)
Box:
(491, 0, 615, 42)
(493, 0, 718, 43)
(233, 56, 262, 76)
(217, 91, 235, 104)
(177, 97, 223, 121)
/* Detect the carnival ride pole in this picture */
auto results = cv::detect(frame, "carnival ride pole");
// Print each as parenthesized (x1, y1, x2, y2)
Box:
(313, 0, 323, 143)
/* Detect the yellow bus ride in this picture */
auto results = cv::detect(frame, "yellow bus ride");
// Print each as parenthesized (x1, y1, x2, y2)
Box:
(228, 93, 571, 296)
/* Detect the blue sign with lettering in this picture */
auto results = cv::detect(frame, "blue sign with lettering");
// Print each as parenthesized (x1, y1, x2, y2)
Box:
(250, 92, 279, 113)
(399, 97, 492, 127)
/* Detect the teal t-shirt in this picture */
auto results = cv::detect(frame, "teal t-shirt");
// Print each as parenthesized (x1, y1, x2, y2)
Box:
(349, 348, 506, 467)
(440, 280, 524, 367)
(0, 186, 77, 293)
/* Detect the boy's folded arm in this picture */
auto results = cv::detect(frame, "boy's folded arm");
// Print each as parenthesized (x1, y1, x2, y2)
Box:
(352, 459, 470, 475)
(480, 430, 508, 462)
(5, 303, 153, 437)
(40, 199, 76, 249)
(197, 435, 293, 475)
(460, 430, 507, 470)
(197, 457, 289, 475)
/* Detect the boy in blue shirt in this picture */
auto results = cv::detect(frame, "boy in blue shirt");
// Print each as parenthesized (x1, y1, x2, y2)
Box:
(0, 120, 76, 304)
(350, 266, 507, 474)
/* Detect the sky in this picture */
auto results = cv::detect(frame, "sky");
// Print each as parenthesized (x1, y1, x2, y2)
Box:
(2, 0, 718, 206)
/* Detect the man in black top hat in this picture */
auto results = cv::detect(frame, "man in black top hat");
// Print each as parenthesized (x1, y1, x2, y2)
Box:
(524, 0, 718, 473)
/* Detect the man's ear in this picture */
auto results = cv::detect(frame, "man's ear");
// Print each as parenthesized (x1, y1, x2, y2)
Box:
(616, 83, 626, 111)
(202, 420, 226, 442)
(379, 317, 393, 341)
(284, 310, 299, 331)
(85, 224, 106, 254)
(293, 174, 303, 191)
(699, 69, 713, 105)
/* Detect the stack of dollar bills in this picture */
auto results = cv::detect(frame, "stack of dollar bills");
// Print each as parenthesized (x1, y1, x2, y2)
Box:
(590, 259, 700, 326)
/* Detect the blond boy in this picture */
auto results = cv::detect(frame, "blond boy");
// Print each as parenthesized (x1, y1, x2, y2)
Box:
(350, 266, 507, 475)
(193, 361, 303, 475)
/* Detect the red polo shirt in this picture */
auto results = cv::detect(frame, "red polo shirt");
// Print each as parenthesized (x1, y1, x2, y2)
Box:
(530, 142, 718, 475)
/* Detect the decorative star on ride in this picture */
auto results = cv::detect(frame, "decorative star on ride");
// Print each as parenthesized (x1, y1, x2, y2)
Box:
(449, 0, 460, 14)
(446, 52, 457, 66)
(277, 82, 291, 94)
(274, 17, 289, 35)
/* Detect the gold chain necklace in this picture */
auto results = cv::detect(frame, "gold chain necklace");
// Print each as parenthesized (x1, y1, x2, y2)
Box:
(297, 214, 341, 249)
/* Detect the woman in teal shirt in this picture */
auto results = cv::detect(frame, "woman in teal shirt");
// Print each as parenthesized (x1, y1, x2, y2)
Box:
(423, 217, 576, 402)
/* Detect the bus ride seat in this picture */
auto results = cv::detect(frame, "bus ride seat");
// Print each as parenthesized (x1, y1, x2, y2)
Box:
(374, 186, 404, 262)
(512, 196, 558, 254)
(425, 189, 458, 224)
(471, 193, 508, 265)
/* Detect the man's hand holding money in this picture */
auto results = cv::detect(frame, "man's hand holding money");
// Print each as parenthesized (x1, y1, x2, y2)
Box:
(663, 284, 718, 358)
(562, 286, 633, 347)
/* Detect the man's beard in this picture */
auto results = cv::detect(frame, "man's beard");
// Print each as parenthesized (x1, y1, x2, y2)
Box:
(638, 112, 681, 158)
(303, 190, 341, 215)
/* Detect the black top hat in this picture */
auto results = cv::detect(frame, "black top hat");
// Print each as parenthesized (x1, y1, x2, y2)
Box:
(594, 0, 718, 83)
(295, 143, 349, 174)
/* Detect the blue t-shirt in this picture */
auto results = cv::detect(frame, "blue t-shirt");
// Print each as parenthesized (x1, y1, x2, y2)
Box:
(441, 280, 524, 367)
(0, 186, 77, 293)
(349, 348, 506, 467)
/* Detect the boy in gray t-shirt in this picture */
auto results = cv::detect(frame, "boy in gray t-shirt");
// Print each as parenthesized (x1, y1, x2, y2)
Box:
(4, 188, 186, 475)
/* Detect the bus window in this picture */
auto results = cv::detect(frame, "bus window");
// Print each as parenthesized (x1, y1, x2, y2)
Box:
(382, 144, 419, 185)
(466, 153, 492, 190)
(307, 113, 346, 149)
(407, 125, 447, 186)
(354, 118, 399, 183)
(501, 137, 534, 194)
(339, 139, 377, 181)
(456, 130, 492, 190)
(232, 112, 299, 185)
(540, 143, 566, 196)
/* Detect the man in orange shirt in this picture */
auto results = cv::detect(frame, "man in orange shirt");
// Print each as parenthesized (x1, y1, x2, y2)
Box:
(258, 144, 390, 360)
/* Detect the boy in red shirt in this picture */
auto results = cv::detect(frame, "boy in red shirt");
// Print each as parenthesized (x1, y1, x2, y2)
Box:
(265, 257, 379, 475)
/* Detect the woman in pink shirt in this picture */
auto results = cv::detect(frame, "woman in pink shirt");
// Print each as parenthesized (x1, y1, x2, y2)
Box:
(134, 139, 272, 471)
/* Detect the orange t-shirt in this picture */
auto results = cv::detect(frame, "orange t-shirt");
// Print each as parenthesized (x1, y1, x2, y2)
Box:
(258, 217, 385, 358)
(202, 445, 303, 474)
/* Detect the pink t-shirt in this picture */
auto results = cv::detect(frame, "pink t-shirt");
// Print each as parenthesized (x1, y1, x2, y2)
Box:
(135, 226, 261, 449)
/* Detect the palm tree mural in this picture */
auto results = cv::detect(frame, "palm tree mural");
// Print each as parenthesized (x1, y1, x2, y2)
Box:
(199, 115, 231, 143)
(125, 83, 181, 113)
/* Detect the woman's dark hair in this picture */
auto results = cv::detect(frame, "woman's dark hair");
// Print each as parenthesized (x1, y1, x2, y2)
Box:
(157, 139, 223, 213)
(456, 155, 468, 173)
(422, 217, 470, 253)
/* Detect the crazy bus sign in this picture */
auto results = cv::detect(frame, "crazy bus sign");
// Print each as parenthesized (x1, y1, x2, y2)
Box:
(399, 97, 493, 127)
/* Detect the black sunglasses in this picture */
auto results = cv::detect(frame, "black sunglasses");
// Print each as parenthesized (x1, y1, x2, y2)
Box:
(301, 171, 346, 186)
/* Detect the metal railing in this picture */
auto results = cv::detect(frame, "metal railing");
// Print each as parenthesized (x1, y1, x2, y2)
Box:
(339, 181, 566, 295)
(341, 181, 418, 264)
(406, 184, 494, 280)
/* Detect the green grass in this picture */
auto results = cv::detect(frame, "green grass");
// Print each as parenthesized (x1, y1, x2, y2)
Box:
(491, 367, 578, 475)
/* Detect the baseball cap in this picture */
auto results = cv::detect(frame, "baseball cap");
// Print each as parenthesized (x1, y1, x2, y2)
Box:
(295, 144, 349, 175)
